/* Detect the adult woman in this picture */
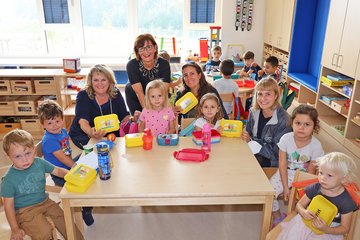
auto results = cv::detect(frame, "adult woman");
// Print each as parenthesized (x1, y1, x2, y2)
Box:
(241, 77, 291, 167)
(69, 64, 132, 149)
(174, 62, 228, 123)
(125, 33, 171, 115)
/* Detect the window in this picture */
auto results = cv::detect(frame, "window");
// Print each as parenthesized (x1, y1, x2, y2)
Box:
(43, 0, 70, 24)
(190, 0, 215, 23)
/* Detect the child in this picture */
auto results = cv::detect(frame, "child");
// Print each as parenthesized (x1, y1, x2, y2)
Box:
(194, 93, 223, 132)
(204, 46, 222, 72)
(241, 77, 291, 167)
(277, 152, 358, 239)
(270, 104, 324, 227)
(257, 56, 279, 81)
(139, 79, 176, 136)
(159, 49, 182, 89)
(0, 129, 83, 240)
(38, 99, 94, 226)
(237, 51, 262, 80)
(213, 59, 239, 115)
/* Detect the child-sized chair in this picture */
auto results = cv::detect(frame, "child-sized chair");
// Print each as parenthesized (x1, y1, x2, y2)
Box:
(266, 170, 359, 240)
(219, 93, 234, 120)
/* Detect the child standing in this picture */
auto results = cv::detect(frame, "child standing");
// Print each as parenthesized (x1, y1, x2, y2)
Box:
(0, 129, 83, 240)
(257, 56, 279, 81)
(204, 46, 222, 72)
(277, 152, 359, 239)
(213, 59, 239, 115)
(270, 104, 324, 226)
(194, 93, 223, 132)
(139, 79, 176, 136)
(237, 51, 262, 80)
(38, 99, 94, 226)
(241, 77, 291, 167)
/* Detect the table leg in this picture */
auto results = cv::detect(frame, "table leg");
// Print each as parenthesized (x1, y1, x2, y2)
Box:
(260, 195, 274, 240)
(62, 199, 76, 240)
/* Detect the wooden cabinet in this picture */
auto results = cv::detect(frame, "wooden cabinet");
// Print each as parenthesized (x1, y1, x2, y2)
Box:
(263, 0, 295, 52)
(322, 0, 360, 78)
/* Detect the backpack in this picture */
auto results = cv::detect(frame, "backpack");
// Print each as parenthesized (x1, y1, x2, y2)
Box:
(119, 120, 139, 137)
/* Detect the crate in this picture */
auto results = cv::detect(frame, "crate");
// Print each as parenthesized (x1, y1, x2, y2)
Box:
(0, 100, 15, 115)
(331, 100, 349, 115)
(34, 79, 56, 94)
(10, 80, 34, 94)
(0, 123, 21, 133)
(20, 119, 43, 135)
(14, 97, 39, 115)
(0, 80, 11, 95)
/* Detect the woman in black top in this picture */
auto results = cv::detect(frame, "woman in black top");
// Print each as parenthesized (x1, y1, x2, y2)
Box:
(125, 33, 171, 115)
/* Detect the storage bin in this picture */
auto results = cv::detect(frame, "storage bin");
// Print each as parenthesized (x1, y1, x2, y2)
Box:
(34, 79, 56, 94)
(0, 98, 15, 115)
(10, 80, 33, 94)
(14, 97, 39, 115)
(0, 80, 11, 95)
(0, 123, 21, 133)
(20, 119, 43, 135)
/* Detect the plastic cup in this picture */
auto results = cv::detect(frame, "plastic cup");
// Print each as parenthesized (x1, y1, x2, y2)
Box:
(83, 144, 93, 155)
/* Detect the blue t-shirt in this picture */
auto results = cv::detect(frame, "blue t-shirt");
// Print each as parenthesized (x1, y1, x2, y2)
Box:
(42, 128, 72, 169)
(1, 158, 55, 210)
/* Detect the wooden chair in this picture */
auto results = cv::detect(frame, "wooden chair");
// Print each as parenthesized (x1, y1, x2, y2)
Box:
(219, 93, 234, 120)
(266, 170, 359, 240)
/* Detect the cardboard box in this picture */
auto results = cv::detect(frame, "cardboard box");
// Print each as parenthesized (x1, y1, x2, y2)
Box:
(63, 58, 81, 73)
(331, 100, 349, 115)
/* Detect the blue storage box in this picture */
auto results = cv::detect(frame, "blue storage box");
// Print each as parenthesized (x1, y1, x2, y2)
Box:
(157, 134, 179, 146)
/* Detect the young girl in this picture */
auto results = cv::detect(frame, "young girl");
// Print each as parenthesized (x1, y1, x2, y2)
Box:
(139, 79, 176, 136)
(270, 104, 324, 226)
(241, 77, 291, 167)
(277, 152, 358, 239)
(194, 93, 223, 132)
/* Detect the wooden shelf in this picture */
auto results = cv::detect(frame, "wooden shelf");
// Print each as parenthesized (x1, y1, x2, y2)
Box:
(318, 99, 348, 119)
(64, 104, 76, 116)
(318, 115, 346, 144)
(351, 118, 360, 127)
(355, 99, 360, 105)
(320, 83, 350, 99)
(61, 89, 79, 96)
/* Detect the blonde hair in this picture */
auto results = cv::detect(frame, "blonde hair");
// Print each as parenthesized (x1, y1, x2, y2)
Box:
(198, 93, 223, 125)
(85, 64, 117, 99)
(144, 80, 170, 110)
(3, 129, 34, 155)
(316, 152, 357, 182)
(252, 77, 281, 110)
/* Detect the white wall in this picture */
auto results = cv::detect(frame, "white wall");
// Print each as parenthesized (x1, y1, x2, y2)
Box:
(221, 0, 266, 63)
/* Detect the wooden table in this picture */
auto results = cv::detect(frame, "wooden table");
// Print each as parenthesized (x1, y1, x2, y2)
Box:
(60, 137, 274, 240)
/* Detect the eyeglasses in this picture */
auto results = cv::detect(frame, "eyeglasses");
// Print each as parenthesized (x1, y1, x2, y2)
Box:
(138, 45, 154, 53)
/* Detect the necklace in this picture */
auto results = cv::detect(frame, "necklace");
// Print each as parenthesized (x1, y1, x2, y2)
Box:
(96, 97, 113, 116)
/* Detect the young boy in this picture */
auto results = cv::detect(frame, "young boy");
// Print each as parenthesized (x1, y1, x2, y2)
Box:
(38, 99, 94, 226)
(0, 129, 72, 239)
(204, 45, 222, 72)
(257, 56, 279, 81)
(212, 59, 239, 115)
(159, 50, 182, 89)
(237, 51, 262, 80)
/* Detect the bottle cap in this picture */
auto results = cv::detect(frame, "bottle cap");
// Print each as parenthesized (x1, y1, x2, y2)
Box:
(144, 128, 152, 135)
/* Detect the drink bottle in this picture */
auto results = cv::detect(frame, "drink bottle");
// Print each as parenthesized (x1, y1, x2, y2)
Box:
(97, 142, 111, 180)
(143, 128, 153, 150)
(201, 123, 211, 153)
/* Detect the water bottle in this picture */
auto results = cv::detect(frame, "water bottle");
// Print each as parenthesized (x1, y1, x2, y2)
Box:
(143, 128, 153, 150)
(96, 142, 111, 180)
(205, 62, 212, 74)
(201, 123, 211, 153)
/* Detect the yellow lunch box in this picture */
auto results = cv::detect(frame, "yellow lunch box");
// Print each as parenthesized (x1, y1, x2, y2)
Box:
(125, 133, 144, 147)
(64, 164, 97, 193)
(175, 92, 198, 114)
(94, 114, 119, 133)
(219, 119, 243, 137)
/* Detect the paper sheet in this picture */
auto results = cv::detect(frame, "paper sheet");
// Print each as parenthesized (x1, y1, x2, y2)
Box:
(248, 140, 262, 154)
(76, 151, 98, 170)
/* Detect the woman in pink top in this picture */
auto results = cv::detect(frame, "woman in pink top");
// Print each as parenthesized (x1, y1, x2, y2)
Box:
(139, 80, 176, 136)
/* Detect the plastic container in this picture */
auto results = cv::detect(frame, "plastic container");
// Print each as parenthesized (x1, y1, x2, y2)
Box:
(125, 133, 144, 147)
(302, 195, 337, 234)
(192, 129, 221, 145)
(142, 128, 153, 150)
(173, 148, 209, 162)
(219, 119, 243, 137)
(157, 134, 179, 146)
(64, 164, 97, 193)
(175, 92, 198, 114)
(94, 114, 119, 133)
(201, 123, 211, 153)
(96, 142, 111, 180)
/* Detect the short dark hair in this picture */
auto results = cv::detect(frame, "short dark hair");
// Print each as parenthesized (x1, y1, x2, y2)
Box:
(212, 46, 222, 52)
(243, 51, 255, 60)
(266, 56, 279, 67)
(38, 99, 63, 124)
(220, 59, 235, 76)
(291, 104, 320, 134)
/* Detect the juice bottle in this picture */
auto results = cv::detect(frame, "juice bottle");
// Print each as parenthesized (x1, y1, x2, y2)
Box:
(201, 123, 211, 153)
(143, 128, 153, 150)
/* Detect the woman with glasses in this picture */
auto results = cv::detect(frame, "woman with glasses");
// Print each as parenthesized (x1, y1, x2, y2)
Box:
(125, 33, 171, 115)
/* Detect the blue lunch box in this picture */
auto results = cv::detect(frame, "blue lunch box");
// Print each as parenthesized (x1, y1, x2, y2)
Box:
(157, 134, 179, 146)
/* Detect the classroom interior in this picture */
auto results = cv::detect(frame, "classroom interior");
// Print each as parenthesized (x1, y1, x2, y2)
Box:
(0, 0, 360, 239)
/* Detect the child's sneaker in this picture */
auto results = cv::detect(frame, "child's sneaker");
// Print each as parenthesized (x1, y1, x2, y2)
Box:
(82, 207, 94, 226)
(272, 213, 286, 228)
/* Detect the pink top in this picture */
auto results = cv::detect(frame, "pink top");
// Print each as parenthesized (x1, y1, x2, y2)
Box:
(139, 107, 175, 136)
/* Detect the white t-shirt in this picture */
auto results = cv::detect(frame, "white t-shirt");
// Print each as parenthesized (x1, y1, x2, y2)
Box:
(212, 78, 239, 114)
(277, 132, 324, 171)
(194, 117, 220, 130)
